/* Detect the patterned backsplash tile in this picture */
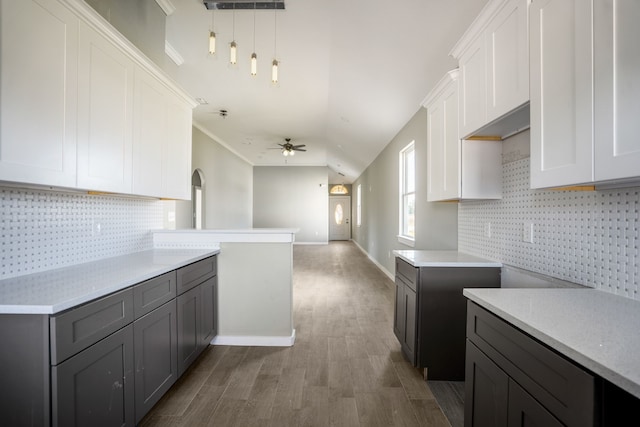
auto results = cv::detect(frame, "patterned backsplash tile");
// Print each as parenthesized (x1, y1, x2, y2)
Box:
(459, 158, 639, 300)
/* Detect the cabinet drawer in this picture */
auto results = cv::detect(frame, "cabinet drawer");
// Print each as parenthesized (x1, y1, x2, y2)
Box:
(50, 288, 134, 365)
(133, 271, 176, 318)
(396, 258, 417, 288)
(177, 256, 216, 295)
(466, 301, 595, 427)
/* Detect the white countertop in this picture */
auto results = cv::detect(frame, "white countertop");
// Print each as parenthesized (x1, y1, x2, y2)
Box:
(153, 228, 299, 248)
(464, 288, 640, 399)
(393, 250, 502, 267)
(0, 249, 218, 315)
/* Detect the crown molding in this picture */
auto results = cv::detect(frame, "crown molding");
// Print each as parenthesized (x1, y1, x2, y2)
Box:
(155, 0, 176, 16)
(165, 41, 184, 66)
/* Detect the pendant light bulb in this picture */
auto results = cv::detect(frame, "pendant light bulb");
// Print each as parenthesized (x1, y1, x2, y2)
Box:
(271, 59, 279, 83)
(251, 53, 257, 76)
(209, 31, 216, 55)
(230, 41, 237, 65)
(283, 150, 289, 157)
(289, 149, 295, 156)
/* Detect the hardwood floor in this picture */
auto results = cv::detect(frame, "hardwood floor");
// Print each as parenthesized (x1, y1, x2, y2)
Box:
(140, 241, 452, 426)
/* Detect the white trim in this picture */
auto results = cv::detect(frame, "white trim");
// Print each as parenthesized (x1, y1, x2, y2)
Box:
(293, 241, 328, 245)
(211, 330, 296, 347)
(421, 69, 460, 108)
(165, 41, 184, 66)
(449, 0, 511, 59)
(155, 0, 176, 16)
(352, 240, 395, 282)
(397, 235, 415, 248)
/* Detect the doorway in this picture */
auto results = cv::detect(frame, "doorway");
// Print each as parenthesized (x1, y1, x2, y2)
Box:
(329, 196, 351, 240)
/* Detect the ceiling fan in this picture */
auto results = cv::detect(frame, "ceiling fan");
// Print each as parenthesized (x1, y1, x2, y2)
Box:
(271, 138, 306, 156)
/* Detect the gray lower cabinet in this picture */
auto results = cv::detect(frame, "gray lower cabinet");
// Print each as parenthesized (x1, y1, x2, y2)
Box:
(393, 274, 416, 365)
(0, 255, 217, 427)
(176, 276, 217, 376)
(177, 285, 202, 376)
(133, 300, 178, 423)
(465, 301, 595, 427)
(393, 258, 500, 380)
(51, 324, 135, 427)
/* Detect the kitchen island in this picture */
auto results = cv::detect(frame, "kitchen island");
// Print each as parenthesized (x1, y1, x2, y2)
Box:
(153, 228, 298, 347)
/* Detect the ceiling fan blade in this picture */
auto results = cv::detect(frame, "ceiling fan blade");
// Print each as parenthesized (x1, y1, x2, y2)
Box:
(292, 145, 306, 148)
(295, 148, 307, 152)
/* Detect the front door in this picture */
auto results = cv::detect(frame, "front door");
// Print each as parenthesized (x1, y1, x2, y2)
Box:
(329, 196, 351, 240)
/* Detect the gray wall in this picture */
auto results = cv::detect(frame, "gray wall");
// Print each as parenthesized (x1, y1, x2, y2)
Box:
(85, 0, 166, 66)
(253, 166, 329, 243)
(352, 108, 458, 275)
(185, 126, 253, 229)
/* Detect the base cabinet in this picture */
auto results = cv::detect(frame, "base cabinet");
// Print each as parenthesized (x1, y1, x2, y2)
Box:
(0, 255, 217, 427)
(465, 301, 595, 427)
(52, 325, 135, 427)
(393, 258, 501, 380)
(133, 301, 178, 424)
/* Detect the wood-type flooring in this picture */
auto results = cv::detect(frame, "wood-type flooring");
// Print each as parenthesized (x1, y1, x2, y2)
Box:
(140, 241, 455, 426)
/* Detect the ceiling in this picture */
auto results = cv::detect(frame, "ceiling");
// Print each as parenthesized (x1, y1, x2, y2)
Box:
(164, 0, 489, 184)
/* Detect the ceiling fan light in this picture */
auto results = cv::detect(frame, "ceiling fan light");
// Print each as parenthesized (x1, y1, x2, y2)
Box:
(271, 59, 279, 83)
(209, 31, 216, 55)
(289, 149, 295, 156)
(230, 41, 237, 64)
(251, 53, 257, 76)
(283, 149, 289, 156)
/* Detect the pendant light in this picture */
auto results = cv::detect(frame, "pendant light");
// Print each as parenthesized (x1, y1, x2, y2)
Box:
(229, 8, 237, 65)
(208, 10, 216, 55)
(250, 9, 257, 76)
(271, 8, 279, 83)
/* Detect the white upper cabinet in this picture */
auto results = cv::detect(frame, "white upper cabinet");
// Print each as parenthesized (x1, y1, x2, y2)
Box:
(451, 0, 530, 139)
(1, 0, 195, 198)
(77, 21, 135, 194)
(0, 0, 78, 187)
(133, 68, 193, 200)
(486, 0, 529, 121)
(424, 70, 502, 202)
(593, 0, 640, 183)
(530, 0, 593, 189)
(530, 0, 640, 189)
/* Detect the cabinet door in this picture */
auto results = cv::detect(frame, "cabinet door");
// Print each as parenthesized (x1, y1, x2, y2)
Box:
(77, 21, 134, 193)
(393, 278, 406, 345)
(164, 96, 193, 200)
(427, 78, 460, 201)
(486, 0, 529, 122)
(177, 285, 201, 376)
(0, 0, 78, 187)
(530, 0, 593, 188)
(403, 284, 417, 365)
(200, 276, 217, 347)
(134, 301, 178, 423)
(594, 0, 640, 182)
(132, 67, 166, 198)
(464, 341, 508, 427)
(52, 325, 135, 427)
(507, 379, 563, 427)
(459, 35, 487, 138)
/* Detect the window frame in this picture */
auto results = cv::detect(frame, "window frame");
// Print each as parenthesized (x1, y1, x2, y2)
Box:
(398, 141, 416, 247)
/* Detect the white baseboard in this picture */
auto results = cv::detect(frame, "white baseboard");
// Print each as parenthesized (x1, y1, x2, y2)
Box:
(211, 329, 296, 347)
(352, 240, 394, 282)
(293, 241, 328, 245)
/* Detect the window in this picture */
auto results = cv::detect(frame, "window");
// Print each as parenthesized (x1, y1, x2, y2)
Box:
(356, 184, 362, 227)
(399, 141, 415, 246)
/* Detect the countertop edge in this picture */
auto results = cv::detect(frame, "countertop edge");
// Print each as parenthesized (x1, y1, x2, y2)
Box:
(393, 250, 503, 268)
(0, 248, 220, 315)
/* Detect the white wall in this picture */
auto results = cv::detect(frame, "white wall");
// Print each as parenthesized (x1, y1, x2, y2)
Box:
(352, 108, 459, 275)
(253, 166, 329, 243)
(188, 125, 253, 229)
(459, 130, 640, 301)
